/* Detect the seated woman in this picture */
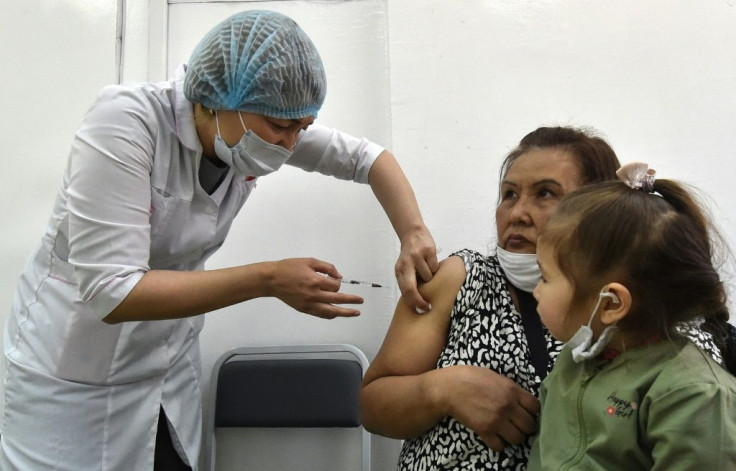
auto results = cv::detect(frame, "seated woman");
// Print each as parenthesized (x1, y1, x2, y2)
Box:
(360, 126, 727, 470)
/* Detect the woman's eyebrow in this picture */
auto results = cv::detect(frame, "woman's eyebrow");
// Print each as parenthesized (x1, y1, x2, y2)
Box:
(531, 179, 563, 189)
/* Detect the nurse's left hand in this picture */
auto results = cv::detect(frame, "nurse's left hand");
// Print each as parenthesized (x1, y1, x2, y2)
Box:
(395, 228, 439, 314)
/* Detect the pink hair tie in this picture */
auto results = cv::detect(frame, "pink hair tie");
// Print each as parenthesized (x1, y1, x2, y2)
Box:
(616, 162, 656, 193)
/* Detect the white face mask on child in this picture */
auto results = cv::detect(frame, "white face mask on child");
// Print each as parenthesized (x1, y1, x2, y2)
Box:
(568, 289, 620, 363)
(496, 245, 541, 293)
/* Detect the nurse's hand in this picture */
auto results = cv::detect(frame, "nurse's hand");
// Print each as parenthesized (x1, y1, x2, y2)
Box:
(266, 258, 364, 319)
(396, 228, 439, 314)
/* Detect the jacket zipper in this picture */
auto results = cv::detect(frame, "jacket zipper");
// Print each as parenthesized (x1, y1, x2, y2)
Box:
(560, 370, 595, 470)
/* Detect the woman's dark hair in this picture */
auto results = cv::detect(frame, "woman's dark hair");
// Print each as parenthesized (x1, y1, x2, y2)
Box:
(499, 126, 621, 187)
(541, 179, 732, 366)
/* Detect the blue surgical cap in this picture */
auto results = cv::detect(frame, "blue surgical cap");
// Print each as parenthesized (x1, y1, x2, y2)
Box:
(184, 10, 326, 119)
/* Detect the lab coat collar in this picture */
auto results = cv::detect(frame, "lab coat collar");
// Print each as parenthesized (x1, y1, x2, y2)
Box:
(173, 63, 201, 154)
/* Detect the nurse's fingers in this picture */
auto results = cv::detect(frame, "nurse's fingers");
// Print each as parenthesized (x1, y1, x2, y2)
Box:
(316, 290, 364, 306)
(397, 270, 432, 314)
(298, 291, 364, 319)
(395, 243, 441, 314)
(305, 303, 362, 320)
(269, 258, 364, 318)
(308, 258, 343, 280)
(413, 247, 440, 282)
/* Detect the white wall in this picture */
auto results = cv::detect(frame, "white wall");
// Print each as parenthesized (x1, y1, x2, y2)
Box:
(1, 1, 735, 470)
(0, 0, 118, 314)
(387, 0, 736, 262)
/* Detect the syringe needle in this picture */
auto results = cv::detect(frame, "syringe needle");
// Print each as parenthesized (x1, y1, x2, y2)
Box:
(340, 279, 386, 288)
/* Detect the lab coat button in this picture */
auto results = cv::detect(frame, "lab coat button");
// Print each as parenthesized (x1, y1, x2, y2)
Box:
(205, 206, 216, 215)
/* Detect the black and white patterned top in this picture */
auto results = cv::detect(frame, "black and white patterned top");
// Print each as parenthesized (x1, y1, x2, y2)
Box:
(397, 249, 723, 471)
(398, 250, 562, 470)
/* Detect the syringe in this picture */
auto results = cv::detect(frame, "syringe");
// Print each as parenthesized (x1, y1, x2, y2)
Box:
(336, 246, 443, 289)
(340, 279, 386, 288)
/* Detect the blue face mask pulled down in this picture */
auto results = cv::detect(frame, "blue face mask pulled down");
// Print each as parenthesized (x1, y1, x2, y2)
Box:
(213, 110, 291, 178)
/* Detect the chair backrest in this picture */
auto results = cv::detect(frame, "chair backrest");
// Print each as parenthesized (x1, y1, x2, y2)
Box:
(204, 344, 371, 471)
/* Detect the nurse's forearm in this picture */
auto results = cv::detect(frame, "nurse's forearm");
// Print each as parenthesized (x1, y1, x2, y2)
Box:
(368, 150, 428, 239)
(368, 151, 438, 311)
(103, 264, 272, 323)
(103, 257, 364, 323)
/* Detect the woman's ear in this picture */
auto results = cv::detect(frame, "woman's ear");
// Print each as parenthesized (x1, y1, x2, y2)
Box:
(599, 282, 631, 325)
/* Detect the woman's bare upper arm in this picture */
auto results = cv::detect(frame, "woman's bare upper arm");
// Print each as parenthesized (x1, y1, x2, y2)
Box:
(364, 255, 466, 384)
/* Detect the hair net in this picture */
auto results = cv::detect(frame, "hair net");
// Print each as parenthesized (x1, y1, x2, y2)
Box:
(184, 10, 326, 119)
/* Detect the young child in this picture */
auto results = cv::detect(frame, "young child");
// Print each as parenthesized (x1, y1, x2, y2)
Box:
(528, 162, 736, 470)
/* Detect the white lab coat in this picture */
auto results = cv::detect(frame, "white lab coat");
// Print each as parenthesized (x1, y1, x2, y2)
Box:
(0, 65, 382, 470)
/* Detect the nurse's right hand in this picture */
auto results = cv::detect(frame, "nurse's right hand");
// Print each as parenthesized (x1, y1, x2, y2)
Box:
(265, 258, 364, 319)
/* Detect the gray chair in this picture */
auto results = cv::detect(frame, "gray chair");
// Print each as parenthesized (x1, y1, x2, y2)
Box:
(204, 344, 371, 471)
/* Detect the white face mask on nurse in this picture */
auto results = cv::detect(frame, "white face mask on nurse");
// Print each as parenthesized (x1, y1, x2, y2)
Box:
(199, 108, 314, 177)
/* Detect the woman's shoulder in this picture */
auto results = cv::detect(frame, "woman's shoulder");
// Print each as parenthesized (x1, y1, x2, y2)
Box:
(430, 250, 510, 314)
(418, 255, 467, 302)
(78, 82, 182, 162)
(87, 80, 177, 126)
(449, 248, 499, 270)
(448, 249, 505, 285)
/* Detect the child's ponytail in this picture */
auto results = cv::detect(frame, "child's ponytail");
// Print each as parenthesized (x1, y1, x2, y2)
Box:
(654, 179, 736, 373)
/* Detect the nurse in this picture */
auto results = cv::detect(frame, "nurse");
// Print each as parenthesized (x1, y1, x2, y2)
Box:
(0, 10, 437, 471)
